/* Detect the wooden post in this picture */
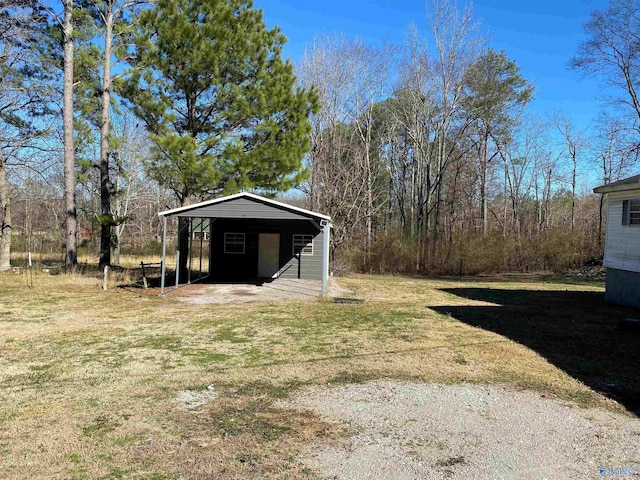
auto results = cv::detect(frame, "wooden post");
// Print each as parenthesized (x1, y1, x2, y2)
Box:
(102, 265, 110, 291)
(141, 261, 148, 289)
(28, 251, 33, 289)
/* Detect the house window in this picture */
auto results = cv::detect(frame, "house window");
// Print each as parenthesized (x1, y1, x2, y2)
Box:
(622, 199, 640, 225)
(293, 234, 313, 256)
(224, 232, 245, 254)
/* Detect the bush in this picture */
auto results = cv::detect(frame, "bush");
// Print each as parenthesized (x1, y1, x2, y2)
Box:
(340, 228, 603, 276)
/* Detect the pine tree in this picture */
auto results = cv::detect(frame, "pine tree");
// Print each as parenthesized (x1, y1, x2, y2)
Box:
(462, 49, 533, 235)
(80, 0, 147, 268)
(120, 0, 318, 278)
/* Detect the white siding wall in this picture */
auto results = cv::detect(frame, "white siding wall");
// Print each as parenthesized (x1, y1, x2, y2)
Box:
(604, 190, 640, 273)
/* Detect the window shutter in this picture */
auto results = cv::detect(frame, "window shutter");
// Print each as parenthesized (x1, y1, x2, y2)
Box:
(623, 200, 629, 225)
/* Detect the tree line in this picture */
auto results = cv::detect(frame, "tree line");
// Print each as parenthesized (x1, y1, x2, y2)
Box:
(1, 0, 639, 275)
(297, 0, 640, 275)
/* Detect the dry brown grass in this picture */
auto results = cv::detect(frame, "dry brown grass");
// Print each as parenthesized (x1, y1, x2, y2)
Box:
(10, 252, 189, 270)
(0, 272, 637, 479)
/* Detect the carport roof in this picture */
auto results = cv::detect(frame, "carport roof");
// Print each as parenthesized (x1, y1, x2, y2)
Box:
(158, 192, 331, 222)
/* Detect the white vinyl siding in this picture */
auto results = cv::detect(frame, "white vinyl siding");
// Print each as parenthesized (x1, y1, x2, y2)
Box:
(604, 192, 640, 272)
(293, 234, 314, 256)
(224, 232, 245, 254)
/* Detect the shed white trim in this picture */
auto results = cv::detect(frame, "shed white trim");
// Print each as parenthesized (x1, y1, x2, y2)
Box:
(158, 192, 331, 221)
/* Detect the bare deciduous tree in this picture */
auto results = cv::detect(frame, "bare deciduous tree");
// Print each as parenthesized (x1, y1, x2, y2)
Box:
(298, 35, 390, 268)
(552, 113, 588, 231)
(571, 0, 640, 137)
(0, 1, 52, 271)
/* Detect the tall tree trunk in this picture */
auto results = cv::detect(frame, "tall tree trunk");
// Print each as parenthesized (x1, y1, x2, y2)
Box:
(480, 162, 488, 235)
(63, 0, 77, 272)
(432, 171, 444, 263)
(99, 3, 114, 268)
(0, 154, 11, 271)
(432, 134, 445, 262)
(503, 160, 508, 238)
(480, 138, 488, 235)
(114, 173, 122, 265)
(598, 193, 605, 247)
(571, 157, 576, 231)
(364, 148, 372, 271)
(544, 166, 552, 231)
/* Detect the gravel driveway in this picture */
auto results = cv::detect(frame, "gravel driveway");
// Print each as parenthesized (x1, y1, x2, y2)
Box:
(278, 380, 640, 479)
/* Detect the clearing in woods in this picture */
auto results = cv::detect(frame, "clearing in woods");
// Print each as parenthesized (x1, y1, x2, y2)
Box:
(0, 273, 638, 479)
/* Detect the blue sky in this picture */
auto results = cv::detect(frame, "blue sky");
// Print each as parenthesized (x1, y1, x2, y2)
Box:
(253, 0, 609, 129)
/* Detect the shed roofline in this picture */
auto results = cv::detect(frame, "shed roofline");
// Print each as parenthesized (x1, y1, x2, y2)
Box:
(158, 192, 331, 221)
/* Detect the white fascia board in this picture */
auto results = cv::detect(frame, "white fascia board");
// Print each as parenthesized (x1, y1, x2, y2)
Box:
(158, 192, 331, 221)
(594, 183, 640, 194)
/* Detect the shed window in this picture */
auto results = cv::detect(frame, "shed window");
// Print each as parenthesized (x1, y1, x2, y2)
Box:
(622, 199, 640, 225)
(293, 234, 313, 256)
(224, 232, 245, 254)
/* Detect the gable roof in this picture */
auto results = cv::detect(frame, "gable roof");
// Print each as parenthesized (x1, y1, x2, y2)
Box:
(158, 192, 331, 222)
(594, 174, 640, 194)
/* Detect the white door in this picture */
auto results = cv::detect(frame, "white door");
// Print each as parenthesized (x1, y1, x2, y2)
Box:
(258, 233, 280, 278)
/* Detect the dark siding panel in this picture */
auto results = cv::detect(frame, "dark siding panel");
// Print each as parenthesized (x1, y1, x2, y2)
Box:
(209, 219, 324, 280)
(280, 222, 323, 280)
(176, 197, 314, 221)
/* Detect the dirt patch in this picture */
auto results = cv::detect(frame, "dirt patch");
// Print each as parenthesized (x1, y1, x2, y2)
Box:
(175, 278, 349, 304)
(278, 380, 640, 479)
(230, 289, 258, 297)
(174, 386, 219, 409)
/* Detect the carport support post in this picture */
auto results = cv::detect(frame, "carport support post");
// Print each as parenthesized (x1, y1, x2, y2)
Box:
(199, 218, 204, 281)
(175, 250, 180, 288)
(188, 218, 193, 284)
(322, 221, 331, 297)
(160, 216, 167, 295)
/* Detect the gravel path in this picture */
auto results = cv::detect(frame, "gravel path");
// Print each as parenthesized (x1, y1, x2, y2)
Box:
(278, 380, 640, 479)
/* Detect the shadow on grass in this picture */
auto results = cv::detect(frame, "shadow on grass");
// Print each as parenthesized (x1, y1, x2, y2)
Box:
(432, 288, 640, 415)
(138, 273, 272, 289)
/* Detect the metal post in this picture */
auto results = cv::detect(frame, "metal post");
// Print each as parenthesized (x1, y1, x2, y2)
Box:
(321, 221, 331, 297)
(199, 218, 204, 281)
(175, 250, 180, 288)
(160, 216, 167, 295)
(188, 218, 193, 284)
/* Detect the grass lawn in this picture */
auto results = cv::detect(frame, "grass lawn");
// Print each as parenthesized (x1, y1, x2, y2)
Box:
(0, 273, 638, 479)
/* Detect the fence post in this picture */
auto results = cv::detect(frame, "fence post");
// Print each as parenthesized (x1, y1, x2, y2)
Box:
(141, 261, 148, 289)
(103, 265, 110, 291)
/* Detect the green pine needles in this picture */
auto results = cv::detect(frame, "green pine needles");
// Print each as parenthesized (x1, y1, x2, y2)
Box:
(120, 0, 319, 204)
